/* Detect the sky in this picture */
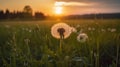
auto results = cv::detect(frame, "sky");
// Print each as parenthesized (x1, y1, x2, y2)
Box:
(0, 0, 120, 15)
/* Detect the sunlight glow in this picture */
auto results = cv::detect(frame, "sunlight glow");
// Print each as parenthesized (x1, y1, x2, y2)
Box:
(54, 6, 63, 15)
(54, 2, 64, 15)
(54, 1, 93, 7)
(54, 1, 94, 15)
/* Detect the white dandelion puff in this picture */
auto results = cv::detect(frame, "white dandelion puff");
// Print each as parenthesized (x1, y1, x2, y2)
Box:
(51, 23, 71, 39)
(111, 28, 116, 32)
(70, 27, 77, 33)
(77, 33, 88, 42)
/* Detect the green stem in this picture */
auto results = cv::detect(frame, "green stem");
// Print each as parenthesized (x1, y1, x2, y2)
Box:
(60, 38, 62, 55)
(96, 39, 99, 67)
(116, 36, 119, 67)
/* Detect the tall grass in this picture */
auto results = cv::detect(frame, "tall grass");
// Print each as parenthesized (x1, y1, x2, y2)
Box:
(0, 19, 120, 67)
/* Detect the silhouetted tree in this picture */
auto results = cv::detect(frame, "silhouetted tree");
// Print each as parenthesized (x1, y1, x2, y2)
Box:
(0, 10, 5, 19)
(34, 12, 45, 20)
(5, 9, 10, 19)
(23, 5, 33, 19)
(23, 5, 32, 14)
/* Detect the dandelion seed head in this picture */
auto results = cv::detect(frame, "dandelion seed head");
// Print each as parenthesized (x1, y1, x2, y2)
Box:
(51, 23, 71, 39)
(77, 33, 88, 42)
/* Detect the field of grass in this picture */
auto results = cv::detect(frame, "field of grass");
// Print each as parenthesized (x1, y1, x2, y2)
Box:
(0, 19, 120, 67)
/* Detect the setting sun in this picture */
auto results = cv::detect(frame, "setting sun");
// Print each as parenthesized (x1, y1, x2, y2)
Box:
(54, 2, 64, 15)
(55, 6, 63, 15)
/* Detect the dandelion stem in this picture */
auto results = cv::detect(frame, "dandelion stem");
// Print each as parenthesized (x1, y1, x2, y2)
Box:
(116, 35, 120, 67)
(25, 39, 32, 65)
(60, 38, 62, 55)
(11, 32, 17, 67)
(95, 39, 99, 67)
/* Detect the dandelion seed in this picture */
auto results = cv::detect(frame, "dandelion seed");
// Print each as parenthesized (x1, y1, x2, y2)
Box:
(77, 33, 88, 42)
(51, 23, 71, 39)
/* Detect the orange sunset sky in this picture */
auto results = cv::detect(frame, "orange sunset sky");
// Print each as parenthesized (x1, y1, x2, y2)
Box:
(0, 0, 120, 15)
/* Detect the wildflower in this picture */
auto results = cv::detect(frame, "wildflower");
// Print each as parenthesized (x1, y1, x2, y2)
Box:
(77, 33, 88, 42)
(51, 23, 71, 39)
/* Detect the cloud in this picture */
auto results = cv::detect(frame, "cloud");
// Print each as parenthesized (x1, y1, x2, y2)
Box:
(56, 0, 120, 7)
(56, 0, 120, 3)
(55, 1, 96, 7)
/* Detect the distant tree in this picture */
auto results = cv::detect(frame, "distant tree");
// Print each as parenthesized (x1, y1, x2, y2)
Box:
(5, 9, 10, 19)
(34, 12, 45, 20)
(23, 5, 32, 15)
(0, 10, 5, 19)
(23, 5, 33, 19)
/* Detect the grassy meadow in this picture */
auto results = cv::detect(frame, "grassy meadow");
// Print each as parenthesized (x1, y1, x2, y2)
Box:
(0, 19, 120, 67)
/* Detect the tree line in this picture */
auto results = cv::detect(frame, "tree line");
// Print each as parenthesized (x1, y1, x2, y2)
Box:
(0, 5, 46, 20)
